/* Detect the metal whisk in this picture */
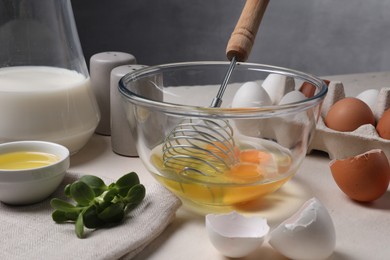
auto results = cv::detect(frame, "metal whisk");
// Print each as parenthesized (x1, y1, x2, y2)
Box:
(163, 0, 270, 177)
(162, 118, 237, 176)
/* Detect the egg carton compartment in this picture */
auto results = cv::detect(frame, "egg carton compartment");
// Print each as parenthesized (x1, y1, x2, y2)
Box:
(308, 81, 390, 160)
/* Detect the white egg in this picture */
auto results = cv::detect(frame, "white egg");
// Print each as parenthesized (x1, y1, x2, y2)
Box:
(356, 89, 379, 113)
(279, 90, 307, 105)
(269, 198, 336, 260)
(231, 81, 272, 108)
(206, 211, 269, 258)
(262, 73, 295, 104)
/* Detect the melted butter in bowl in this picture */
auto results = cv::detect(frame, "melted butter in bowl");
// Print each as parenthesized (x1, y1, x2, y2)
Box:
(0, 151, 59, 170)
(0, 141, 70, 205)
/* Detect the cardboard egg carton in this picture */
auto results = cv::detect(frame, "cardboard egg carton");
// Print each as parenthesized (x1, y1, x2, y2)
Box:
(308, 81, 390, 160)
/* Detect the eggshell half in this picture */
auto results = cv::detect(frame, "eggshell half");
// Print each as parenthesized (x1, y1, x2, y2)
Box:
(206, 211, 269, 258)
(329, 149, 390, 202)
(269, 198, 336, 260)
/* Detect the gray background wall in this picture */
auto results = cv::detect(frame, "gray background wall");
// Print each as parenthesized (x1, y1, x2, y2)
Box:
(71, 0, 390, 76)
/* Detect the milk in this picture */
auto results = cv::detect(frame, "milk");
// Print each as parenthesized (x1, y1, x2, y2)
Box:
(0, 66, 100, 153)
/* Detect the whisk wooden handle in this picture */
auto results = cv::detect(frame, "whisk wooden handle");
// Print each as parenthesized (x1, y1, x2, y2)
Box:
(226, 0, 270, 62)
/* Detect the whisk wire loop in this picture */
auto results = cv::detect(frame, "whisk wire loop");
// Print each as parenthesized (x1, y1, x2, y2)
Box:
(162, 118, 238, 176)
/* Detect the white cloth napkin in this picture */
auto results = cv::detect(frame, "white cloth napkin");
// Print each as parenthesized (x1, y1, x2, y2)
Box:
(0, 171, 182, 260)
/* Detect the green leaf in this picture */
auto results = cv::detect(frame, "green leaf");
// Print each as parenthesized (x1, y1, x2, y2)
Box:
(70, 181, 95, 206)
(75, 213, 85, 238)
(52, 210, 79, 222)
(79, 175, 107, 196)
(125, 184, 146, 205)
(51, 210, 79, 223)
(98, 202, 125, 223)
(117, 186, 131, 198)
(83, 205, 105, 229)
(52, 210, 68, 223)
(115, 172, 140, 197)
(64, 211, 80, 222)
(103, 188, 118, 202)
(96, 201, 113, 214)
(116, 172, 140, 187)
(64, 184, 71, 198)
(50, 198, 79, 212)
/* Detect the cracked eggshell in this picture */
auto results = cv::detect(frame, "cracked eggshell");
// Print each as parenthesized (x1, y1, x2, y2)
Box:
(269, 198, 336, 260)
(329, 149, 390, 202)
(231, 81, 272, 108)
(206, 211, 269, 258)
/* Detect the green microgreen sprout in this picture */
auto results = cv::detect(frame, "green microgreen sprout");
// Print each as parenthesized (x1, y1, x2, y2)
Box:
(50, 172, 146, 238)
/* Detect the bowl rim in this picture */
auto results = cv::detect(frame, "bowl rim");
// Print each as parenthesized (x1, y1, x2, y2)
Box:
(0, 141, 70, 180)
(119, 61, 328, 118)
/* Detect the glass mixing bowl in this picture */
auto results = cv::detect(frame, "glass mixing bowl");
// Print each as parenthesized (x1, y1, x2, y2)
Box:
(119, 62, 327, 213)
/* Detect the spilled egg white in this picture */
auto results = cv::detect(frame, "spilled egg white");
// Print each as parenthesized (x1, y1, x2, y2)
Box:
(262, 73, 295, 104)
(206, 211, 269, 258)
(231, 81, 272, 108)
(269, 197, 336, 260)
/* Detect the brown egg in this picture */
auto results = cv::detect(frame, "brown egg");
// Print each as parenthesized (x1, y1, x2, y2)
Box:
(299, 79, 330, 98)
(299, 82, 316, 98)
(323, 79, 331, 86)
(324, 97, 375, 132)
(376, 108, 390, 139)
(329, 149, 390, 202)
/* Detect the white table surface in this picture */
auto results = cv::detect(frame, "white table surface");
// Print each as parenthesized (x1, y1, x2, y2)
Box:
(70, 71, 390, 260)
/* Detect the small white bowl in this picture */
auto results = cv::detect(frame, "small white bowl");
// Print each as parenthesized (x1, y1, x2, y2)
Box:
(0, 141, 70, 205)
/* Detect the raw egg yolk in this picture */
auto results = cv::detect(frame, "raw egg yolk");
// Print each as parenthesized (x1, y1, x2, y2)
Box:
(224, 150, 270, 183)
(239, 149, 271, 164)
(225, 163, 262, 183)
(205, 141, 240, 159)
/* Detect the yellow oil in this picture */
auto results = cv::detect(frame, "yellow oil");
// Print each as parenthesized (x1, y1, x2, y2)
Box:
(150, 142, 294, 210)
(0, 151, 59, 170)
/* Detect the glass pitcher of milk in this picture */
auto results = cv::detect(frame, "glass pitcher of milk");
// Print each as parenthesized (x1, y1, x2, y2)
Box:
(0, 0, 100, 154)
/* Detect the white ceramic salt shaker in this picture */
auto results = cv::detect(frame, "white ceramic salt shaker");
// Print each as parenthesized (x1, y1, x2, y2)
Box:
(110, 64, 147, 156)
(90, 52, 136, 135)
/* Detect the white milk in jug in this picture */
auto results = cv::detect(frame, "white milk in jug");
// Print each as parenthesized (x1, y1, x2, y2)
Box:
(0, 66, 100, 153)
